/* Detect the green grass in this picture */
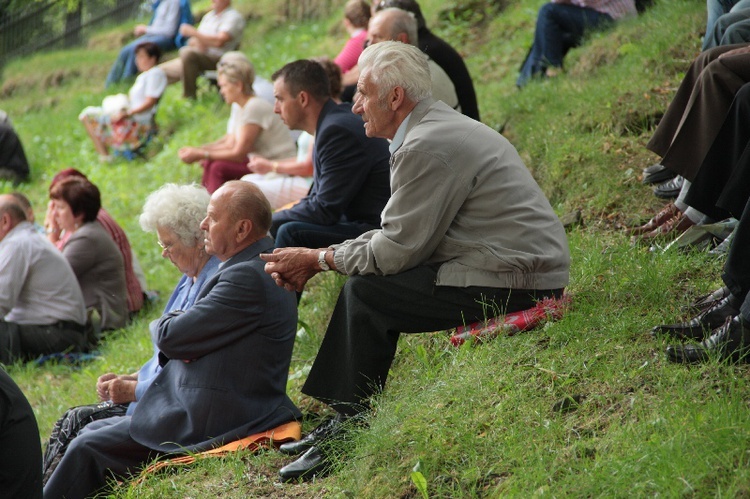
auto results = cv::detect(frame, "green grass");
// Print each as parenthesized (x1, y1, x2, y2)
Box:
(3, 0, 748, 496)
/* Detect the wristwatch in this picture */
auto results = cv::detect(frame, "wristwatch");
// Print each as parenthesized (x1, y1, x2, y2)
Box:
(318, 250, 330, 271)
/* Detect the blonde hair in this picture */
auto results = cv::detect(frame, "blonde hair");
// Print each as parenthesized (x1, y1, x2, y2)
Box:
(217, 51, 256, 95)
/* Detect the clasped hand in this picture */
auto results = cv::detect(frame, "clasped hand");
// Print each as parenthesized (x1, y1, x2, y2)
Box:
(96, 373, 137, 404)
(260, 247, 321, 292)
(247, 155, 273, 174)
(178, 147, 203, 164)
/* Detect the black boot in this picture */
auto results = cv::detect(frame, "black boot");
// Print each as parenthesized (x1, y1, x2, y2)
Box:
(666, 315, 750, 364)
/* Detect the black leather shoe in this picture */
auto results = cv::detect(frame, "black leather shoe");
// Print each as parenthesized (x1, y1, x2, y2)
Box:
(642, 163, 677, 185)
(278, 416, 343, 456)
(666, 316, 750, 364)
(653, 175, 684, 199)
(651, 295, 739, 340)
(684, 286, 730, 314)
(279, 446, 331, 482)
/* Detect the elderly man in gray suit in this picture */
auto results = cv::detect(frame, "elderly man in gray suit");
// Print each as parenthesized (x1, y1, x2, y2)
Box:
(44, 181, 301, 498)
(263, 41, 570, 481)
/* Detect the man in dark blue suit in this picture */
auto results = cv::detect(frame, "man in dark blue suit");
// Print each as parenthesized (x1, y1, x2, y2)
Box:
(44, 181, 301, 498)
(269, 59, 391, 249)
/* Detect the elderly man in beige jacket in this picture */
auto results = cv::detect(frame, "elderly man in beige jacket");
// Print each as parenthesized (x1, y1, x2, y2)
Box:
(262, 41, 570, 482)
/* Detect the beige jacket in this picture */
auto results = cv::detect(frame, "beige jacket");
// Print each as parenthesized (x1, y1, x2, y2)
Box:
(333, 99, 570, 290)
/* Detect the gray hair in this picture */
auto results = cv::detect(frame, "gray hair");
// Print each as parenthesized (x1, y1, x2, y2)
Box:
(139, 184, 210, 246)
(218, 51, 255, 95)
(358, 40, 432, 103)
(0, 196, 26, 223)
(377, 7, 418, 46)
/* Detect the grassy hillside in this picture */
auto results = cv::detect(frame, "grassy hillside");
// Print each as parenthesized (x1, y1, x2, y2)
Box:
(4, 0, 747, 497)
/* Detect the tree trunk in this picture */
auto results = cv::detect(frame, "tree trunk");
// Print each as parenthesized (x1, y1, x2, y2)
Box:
(63, 3, 82, 48)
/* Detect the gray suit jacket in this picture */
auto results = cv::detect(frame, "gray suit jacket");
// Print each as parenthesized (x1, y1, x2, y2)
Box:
(129, 236, 301, 453)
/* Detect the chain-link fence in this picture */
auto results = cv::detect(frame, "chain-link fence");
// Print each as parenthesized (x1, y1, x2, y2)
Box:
(0, 0, 339, 70)
(281, 0, 336, 21)
(0, 0, 142, 68)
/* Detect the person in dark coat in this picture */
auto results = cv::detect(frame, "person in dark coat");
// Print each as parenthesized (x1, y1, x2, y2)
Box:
(0, 368, 43, 499)
(0, 111, 30, 183)
(372, 0, 481, 120)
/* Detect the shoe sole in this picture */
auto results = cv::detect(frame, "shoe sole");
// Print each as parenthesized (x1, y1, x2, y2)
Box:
(279, 463, 330, 483)
(653, 189, 681, 199)
(643, 170, 677, 185)
(668, 347, 750, 364)
(651, 326, 707, 341)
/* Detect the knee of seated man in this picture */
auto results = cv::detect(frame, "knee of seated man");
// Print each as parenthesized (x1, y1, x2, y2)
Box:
(723, 24, 748, 40)
(179, 46, 199, 62)
(65, 427, 99, 457)
(273, 222, 300, 248)
(537, 2, 556, 18)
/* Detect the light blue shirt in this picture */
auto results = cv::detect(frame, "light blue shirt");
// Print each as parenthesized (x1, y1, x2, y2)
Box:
(389, 113, 412, 155)
(145, 0, 181, 38)
(126, 255, 220, 415)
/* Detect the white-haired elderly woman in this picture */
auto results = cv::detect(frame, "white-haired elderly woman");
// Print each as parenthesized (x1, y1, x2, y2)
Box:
(42, 183, 221, 482)
(94, 183, 220, 415)
(177, 51, 296, 193)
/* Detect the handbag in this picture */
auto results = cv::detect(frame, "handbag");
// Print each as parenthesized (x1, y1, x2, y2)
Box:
(42, 400, 128, 484)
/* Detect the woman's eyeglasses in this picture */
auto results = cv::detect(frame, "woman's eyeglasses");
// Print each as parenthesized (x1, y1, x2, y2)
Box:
(157, 240, 175, 254)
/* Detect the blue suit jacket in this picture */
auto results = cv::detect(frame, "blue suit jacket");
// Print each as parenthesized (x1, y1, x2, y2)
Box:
(129, 237, 301, 453)
(271, 100, 391, 233)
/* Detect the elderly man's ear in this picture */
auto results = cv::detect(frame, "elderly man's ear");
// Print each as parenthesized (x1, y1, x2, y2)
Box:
(388, 86, 406, 110)
(236, 218, 254, 242)
(1, 211, 13, 231)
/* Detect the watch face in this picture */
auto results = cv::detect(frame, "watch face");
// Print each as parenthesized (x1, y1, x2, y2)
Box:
(319, 251, 329, 270)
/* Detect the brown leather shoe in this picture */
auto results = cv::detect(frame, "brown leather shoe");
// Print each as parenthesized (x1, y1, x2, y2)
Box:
(628, 203, 679, 235)
(639, 212, 695, 240)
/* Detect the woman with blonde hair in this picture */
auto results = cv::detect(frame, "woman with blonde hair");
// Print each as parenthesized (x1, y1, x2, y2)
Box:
(177, 52, 296, 192)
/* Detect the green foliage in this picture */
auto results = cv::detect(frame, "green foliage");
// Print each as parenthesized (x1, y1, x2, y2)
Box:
(2, 0, 745, 497)
(411, 460, 429, 499)
(53, 0, 85, 12)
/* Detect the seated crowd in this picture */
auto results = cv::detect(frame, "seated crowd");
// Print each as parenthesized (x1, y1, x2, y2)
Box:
(6, 0, 750, 496)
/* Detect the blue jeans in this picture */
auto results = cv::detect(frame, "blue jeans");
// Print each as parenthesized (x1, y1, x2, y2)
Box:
(517, 3, 613, 87)
(272, 220, 374, 249)
(105, 34, 175, 88)
(703, 0, 750, 50)
(705, 0, 742, 46)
